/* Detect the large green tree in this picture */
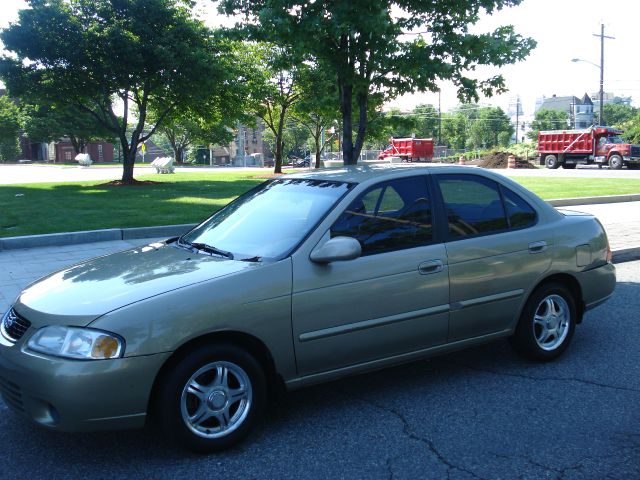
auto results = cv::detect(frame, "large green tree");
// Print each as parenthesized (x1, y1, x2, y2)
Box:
(23, 103, 115, 155)
(0, 95, 22, 162)
(220, 0, 535, 165)
(412, 104, 440, 141)
(291, 65, 340, 168)
(238, 43, 305, 173)
(602, 103, 637, 129)
(1, 0, 244, 183)
(466, 106, 513, 149)
(527, 109, 569, 141)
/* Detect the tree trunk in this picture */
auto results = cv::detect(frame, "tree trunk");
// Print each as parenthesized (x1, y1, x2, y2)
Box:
(314, 123, 322, 169)
(340, 83, 355, 165)
(352, 92, 368, 162)
(273, 109, 287, 174)
(121, 144, 136, 183)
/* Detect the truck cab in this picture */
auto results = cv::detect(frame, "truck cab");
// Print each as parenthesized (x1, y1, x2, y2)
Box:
(594, 132, 640, 169)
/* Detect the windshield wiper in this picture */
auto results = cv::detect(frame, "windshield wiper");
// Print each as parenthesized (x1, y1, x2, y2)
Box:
(240, 256, 262, 262)
(188, 242, 234, 260)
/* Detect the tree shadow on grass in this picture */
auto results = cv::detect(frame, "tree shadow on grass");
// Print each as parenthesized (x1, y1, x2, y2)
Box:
(0, 178, 264, 237)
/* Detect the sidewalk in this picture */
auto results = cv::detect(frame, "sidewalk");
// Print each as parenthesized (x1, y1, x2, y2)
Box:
(0, 202, 639, 316)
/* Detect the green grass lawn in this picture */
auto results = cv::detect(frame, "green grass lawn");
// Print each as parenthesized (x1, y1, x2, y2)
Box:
(0, 172, 266, 237)
(513, 177, 640, 199)
(1, 171, 639, 238)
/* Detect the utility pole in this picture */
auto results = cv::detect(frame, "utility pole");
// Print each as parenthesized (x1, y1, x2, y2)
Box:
(438, 89, 442, 145)
(515, 96, 521, 144)
(593, 24, 614, 126)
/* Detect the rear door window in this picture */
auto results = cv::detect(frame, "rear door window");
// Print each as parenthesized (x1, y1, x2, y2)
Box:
(435, 174, 537, 239)
(436, 175, 507, 238)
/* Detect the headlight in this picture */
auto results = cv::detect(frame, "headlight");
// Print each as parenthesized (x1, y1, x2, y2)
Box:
(27, 326, 124, 360)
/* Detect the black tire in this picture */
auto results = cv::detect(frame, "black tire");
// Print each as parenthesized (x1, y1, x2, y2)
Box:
(509, 282, 577, 362)
(156, 343, 267, 453)
(609, 154, 623, 170)
(545, 154, 560, 169)
(562, 163, 577, 169)
(627, 163, 640, 170)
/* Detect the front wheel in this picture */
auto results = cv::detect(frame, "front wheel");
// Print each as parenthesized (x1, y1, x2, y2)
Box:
(545, 154, 560, 169)
(156, 343, 267, 453)
(509, 283, 576, 361)
(609, 154, 623, 170)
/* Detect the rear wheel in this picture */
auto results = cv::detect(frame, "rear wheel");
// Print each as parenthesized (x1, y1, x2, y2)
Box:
(156, 343, 267, 453)
(545, 154, 560, 169)
(510, 283, 576, 361)
(609, 154, 623, 170)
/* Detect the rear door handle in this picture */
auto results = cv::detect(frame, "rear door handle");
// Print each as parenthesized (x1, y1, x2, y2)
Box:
(528, 241, 548, 254)
(418, 260, 444, 275)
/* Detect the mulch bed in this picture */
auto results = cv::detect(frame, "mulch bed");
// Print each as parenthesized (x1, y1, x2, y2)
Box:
(476, 151, 536, 169)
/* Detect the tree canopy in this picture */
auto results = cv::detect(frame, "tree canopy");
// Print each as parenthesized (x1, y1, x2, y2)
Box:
(220, 0, 535, 164)
(527, 109, 569, 141)
(1, 0, 247, 183)
(0, 95, 22, 161)
(23, 103, 115, 155)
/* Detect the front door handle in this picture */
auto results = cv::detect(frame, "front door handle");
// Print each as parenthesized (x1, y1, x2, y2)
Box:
(528, 241, 548, 254)
(418, 259, 444, 275)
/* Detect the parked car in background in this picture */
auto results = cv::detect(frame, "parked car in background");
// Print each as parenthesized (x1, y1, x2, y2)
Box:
(0, 165, 615, 453)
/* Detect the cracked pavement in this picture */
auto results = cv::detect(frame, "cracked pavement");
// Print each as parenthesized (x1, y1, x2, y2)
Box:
(0, 262, 638, 479)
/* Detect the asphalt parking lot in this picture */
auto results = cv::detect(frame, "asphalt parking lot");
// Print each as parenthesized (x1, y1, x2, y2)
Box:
(0, 261, 638, 480)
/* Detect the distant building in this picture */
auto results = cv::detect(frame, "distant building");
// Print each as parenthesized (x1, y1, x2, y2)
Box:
(535, 93, 595, 129)
(209, 120, 266, 165)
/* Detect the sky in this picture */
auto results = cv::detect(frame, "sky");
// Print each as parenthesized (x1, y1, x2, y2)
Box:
(2, 0, 639, 119)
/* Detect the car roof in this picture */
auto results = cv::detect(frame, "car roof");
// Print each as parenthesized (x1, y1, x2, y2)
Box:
(287, 163, 467, 183)
(286, 163, 562, 221)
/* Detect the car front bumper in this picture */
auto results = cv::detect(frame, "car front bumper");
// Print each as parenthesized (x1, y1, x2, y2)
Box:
(0, 340, 171, 432)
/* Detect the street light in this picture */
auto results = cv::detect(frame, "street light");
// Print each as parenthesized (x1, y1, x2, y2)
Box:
(570, 24, 614, 127)
(571, 57, 602, 125)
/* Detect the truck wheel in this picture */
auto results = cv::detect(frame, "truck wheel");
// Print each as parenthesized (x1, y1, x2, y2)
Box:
(627, 164, 640, 170)
(609, 155, 623, 170)
(545, 155, 560, 169)
(562, 164, 576, 169)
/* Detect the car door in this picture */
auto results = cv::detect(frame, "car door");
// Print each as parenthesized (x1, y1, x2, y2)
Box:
(434, 173, 553, 342)
(291, 175, 449, 376)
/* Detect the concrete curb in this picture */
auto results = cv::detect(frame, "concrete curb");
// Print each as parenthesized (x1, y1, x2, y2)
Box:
(0, 224, 197, 250)
(547, 193, 640, 207)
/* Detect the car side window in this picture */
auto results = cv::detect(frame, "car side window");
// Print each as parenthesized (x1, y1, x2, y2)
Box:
(330, 176, 433, 256)
(501, 186, 537, 228)
(436, 175, 508, 238)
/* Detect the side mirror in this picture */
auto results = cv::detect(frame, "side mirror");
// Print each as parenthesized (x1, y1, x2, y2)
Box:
(310, 236, 362, 264)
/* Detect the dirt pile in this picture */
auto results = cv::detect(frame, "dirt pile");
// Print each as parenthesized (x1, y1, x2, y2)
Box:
(476, 151, 536, 169)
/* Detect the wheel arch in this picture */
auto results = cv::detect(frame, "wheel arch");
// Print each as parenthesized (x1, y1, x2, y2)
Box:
(529, 273, 585, 323)
(147, 330, 283, 419)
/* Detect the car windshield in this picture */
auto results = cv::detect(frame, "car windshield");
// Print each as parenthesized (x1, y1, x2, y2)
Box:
(606, 136, 624, 144)
(180, 178, 353, 260)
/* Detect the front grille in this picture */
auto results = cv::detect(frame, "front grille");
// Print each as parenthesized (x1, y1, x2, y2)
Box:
(1, 308, 31, 342)
(0, 375, 24, 412)
(630, 145, 640, 157)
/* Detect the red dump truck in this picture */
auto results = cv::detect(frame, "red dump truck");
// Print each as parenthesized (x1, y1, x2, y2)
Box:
(538, 127, 640, 170)
(379, 137, 435, 162)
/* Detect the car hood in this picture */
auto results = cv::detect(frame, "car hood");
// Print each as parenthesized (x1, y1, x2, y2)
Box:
(15, 241, 257, 323)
